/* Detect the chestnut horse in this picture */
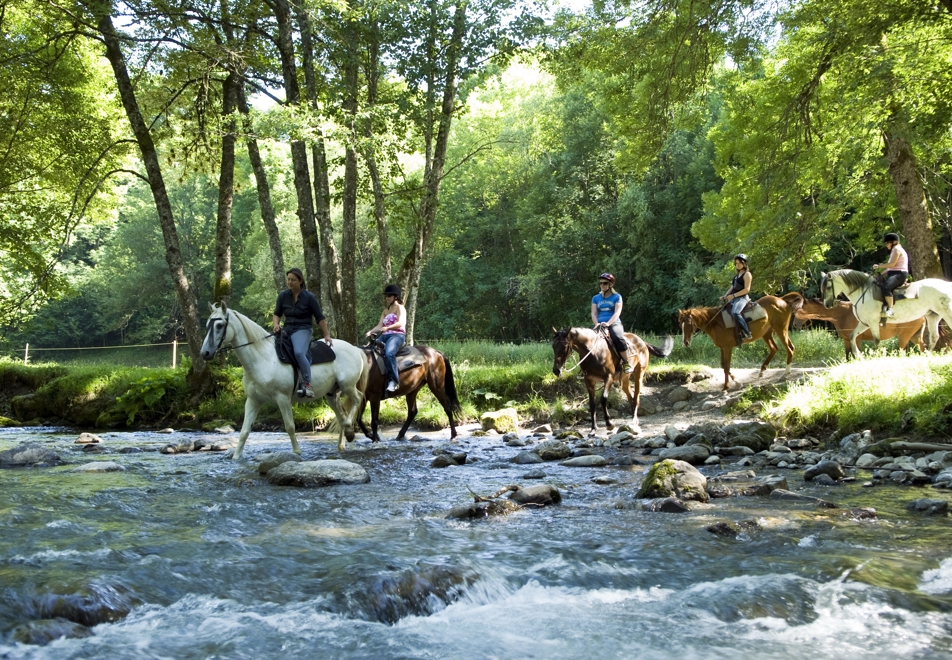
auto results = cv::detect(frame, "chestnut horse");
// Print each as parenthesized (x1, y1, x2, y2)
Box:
(794, 298, 924, 360)
(678, 293, 805, 391)
(552, 327, 673, 433)
(356, 344, 461, 443)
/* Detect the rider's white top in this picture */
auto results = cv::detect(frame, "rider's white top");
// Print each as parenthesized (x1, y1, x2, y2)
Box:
(887, 244, 909, 272)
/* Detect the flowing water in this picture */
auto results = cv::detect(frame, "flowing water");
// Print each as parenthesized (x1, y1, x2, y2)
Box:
(2, 425, 952, 659)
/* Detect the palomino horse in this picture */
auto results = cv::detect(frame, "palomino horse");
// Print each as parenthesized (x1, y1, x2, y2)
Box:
(794, 298, 924, 360)
(200, 302, 368, 458)
(678, 293, 805, 391)
(357, 344, 461, 443)
(821, 269, 952, 358)
(552, 327, 673, 433)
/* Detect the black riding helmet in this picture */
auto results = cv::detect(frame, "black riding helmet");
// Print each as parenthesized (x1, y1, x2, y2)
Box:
(383, 284, 402, 298)
(884, 232, 900, 243)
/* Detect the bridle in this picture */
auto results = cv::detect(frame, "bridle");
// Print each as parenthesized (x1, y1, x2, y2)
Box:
(555, 330, 597, 373)
(207, 310, 274, 356)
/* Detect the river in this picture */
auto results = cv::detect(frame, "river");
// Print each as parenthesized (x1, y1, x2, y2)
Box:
(1, 425, 951, 659)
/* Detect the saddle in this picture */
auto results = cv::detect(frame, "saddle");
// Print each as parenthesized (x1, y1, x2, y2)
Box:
(720, 301, 767, 329)
(596, 327, 633, 372)
(363, 341, 427, 397)
(871, 274, 917, 303)
(275, 332, 336, 393)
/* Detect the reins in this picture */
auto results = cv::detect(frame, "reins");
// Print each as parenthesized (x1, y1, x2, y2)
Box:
(558, 328, 603, 373)
(212, 311, 275, 354)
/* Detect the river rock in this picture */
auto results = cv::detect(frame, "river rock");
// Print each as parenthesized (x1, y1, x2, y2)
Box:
(509, 484, 562, 506)
(480, 408, 519, 433)
(197, 437, 239, 452)
(0, 443, 63, 467)
(667, 386, 692, 403)
(664, 425, 687, 442)
(73, 461, 124, 473)
(533, 424, 552, 434)
(638, 459, 709, 502)
(642, 497, 690, 513)
(720, 421, 776, 452)
(118, 447, 142, 454)
(431, 454, 465, 468)
(533, 440, 572, 461)
(258, 451, 303, 475)
(706, 522, 739, 537)
(769, 488, 837, 508)
(503, 432, 525, 446)
(10, 618, 93, 646)
(157, 428, 175, 434)
(804, 460, 845, 482)
(510, 451, 543, 465)
(559, 455, 608, 468)
(522, 469, 546, 479)
(75, 433, 103, 445)
(593, 476, 617, 484)
(266, 460, 370, 487)
(855, 453, 878, 468)
(447, 500, 521, 519)
(659, 445, 710, 465)
(812, 473, 836, 486)
(161, 440, 196, 454)
(906, 498, 949, 515)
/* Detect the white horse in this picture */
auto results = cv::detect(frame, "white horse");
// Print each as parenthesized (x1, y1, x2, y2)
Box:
(821, 269, 952, 358)
(200, 302, 369, 459)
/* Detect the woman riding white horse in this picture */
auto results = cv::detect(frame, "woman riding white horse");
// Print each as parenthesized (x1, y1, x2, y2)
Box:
(201, 302, 369, 458)
(821, 269, 952, 358)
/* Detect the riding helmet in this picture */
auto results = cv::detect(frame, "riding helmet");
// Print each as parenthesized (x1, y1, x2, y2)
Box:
(383, 284, 402, 298)
(734, 254, 748, 264)
(598, 273, 615, 284)
(884, 232, 900, 243)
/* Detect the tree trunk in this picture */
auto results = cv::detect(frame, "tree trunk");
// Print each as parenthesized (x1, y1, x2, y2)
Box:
(339, 46, 359, 344)
(94, 11, 210, 394)
(294, 2, 343, 334)
(236, 81, 285, 293)
(884, 126, 943, 279)
(362, 24, 392, 285)
(214, 70, 237, 303)
(272, 0, 322, 296)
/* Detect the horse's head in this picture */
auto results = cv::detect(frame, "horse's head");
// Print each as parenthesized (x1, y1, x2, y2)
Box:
(677, 310, 696, 347)
(819, 272, 835, 309)
(200, 302, 233, 360)
(551, 327, 573, 377)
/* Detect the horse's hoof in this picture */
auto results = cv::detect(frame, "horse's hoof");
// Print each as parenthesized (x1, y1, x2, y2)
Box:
(345, 428, 355, 442)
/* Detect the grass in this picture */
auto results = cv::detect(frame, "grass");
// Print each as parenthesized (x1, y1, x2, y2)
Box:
(765, 353, 952, 439)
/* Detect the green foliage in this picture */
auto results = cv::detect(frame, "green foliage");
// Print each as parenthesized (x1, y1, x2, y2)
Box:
(766, 354, 952, 437)
(115, 371, 187, 425)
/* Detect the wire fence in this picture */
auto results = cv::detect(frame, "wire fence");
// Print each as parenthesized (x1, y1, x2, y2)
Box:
(2, 341, 191, 369)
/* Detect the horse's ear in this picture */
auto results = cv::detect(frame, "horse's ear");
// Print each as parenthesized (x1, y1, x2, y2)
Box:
(221, 300, 228, 314)
(208, 302, 215, 312)
(552, 327, 558, 335)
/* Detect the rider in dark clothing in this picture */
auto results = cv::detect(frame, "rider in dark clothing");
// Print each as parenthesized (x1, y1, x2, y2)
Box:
(720, 254, 753, 340)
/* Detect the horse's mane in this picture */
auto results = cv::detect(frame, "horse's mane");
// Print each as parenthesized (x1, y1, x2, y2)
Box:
(216, 305, 272, 344)
(829, 269, 872, 291)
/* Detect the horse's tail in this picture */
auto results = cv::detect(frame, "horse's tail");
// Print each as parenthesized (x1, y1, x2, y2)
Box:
(441, 352, 462, 416)
(781, 291, 806, 314)
(647, 334, 674, 358)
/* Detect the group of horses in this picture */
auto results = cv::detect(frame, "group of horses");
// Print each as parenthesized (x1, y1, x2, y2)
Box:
(199, 269, 952, 458)
(555, 269, 952, 433)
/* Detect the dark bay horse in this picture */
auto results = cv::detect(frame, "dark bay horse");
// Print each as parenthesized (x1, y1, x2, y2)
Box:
(552, 327, 673, 433)
(357, 344, 461, 443)
(678, 293, 805, 391)
(794, 298, 924, 360)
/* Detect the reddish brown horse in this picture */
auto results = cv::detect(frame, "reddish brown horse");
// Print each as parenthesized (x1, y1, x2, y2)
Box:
(552, 327, 673, 433)
(357, 344, 461, 443)
(678, 293, 805, 391)
(794, 298, 924, 360)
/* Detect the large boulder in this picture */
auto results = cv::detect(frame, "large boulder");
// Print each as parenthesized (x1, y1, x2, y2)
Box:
(637, 459, 709, 503)
(0, 443, 63, 467)
(831, 430, 873, 465)
(532, 440, 572, 462)
(719, 421, 776, 452)
(266, 459, 369, 487)
(480, 408, 519, 433)
(804, 460, 845, 482)
(658, 445, 710, 465)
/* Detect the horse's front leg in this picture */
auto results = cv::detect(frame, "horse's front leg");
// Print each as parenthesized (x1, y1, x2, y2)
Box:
(601, 383, 614, 432)
(275, 395, 300, 456)
(628, 369, 642, 434)
(849, 324, 869, 359)
(720, 347, 733, 391)
(398, 391, 419, 440)
(759, 331, 778, 378)
(369, 397, 382, 442)
(234, 396, 263, 460)
(586, 382, 598, 432)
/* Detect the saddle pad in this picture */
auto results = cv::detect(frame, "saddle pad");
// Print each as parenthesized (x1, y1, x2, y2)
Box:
(275, 333, 336, 365)
(371, 345, 426, 376)
(721, 303, 767, 329)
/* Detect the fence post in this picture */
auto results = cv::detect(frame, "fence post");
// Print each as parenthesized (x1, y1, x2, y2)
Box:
(172, 339, 177, 368)
(23, 343, 29, 365)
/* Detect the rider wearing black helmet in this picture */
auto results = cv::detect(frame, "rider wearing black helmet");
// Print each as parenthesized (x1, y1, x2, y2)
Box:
(366, 284, 407, 392)
(591, 273, 632, 373)
(720, 254, 753, 340)
(873, 232, 909, 317)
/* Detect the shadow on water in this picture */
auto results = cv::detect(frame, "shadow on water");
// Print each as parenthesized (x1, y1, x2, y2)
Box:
(2, 426, 952, 657)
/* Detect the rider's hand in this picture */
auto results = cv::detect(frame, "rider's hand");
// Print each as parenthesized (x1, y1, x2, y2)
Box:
(324, 337, 333, 346)
(272, 325, 281, 334)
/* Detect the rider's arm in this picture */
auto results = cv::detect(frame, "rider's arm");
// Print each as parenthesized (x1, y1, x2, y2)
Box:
(272, 314, 282, 333)
(591, 302, 599, 325)
(367, 310, 387, 336)
(876, 248, 900, 271)
(318, 318, 332, 346)
(607, 296, 623, 325)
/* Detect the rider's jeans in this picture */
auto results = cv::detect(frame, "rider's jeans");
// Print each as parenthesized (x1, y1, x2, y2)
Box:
(290, 327, 313, 385)
(380, 333, 405, 384)
(730, 296, 751, 335)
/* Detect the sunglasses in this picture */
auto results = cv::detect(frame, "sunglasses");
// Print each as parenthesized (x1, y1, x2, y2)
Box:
(599, 282, 611, 286)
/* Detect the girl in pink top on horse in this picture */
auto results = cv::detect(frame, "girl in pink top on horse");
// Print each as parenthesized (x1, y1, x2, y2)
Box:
(366, 284, 406, 392)
(873, 232, 909, 317)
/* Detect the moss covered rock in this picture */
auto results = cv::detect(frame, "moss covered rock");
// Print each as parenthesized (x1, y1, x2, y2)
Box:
(637, 459, 709, 502)
(480, 408, 519, 433)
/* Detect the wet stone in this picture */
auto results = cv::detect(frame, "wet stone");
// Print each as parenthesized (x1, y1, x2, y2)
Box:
(0, 443, 63, 467)
(559, 455, 608, 468)
(812, 474, 837, 486)
(118, 447, 142, 454)
(266, 460, 370, 487)
(642, 497, 689, 513)
(73, 461, 124, 473)
(706, 522, 739, 537)
(258, 451, 303, 475)
(510, 451, 543, 465)
(907, 498, 949, 516)
(75, 432, 103, 444)
(593, 476, 617, 485)
(509, 484, 561, 506)
(10, 619, 94, 646)
(521, 470, 546, 480)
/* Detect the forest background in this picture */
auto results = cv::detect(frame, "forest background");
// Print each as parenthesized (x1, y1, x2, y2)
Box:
(4, 0, 952, 396)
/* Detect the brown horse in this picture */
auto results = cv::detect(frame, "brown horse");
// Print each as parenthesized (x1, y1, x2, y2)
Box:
(357, 344, 461, 443)
(678, 293, 805, 391)
(794, 298, 924, 360)
(552, 327, 673, 433)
